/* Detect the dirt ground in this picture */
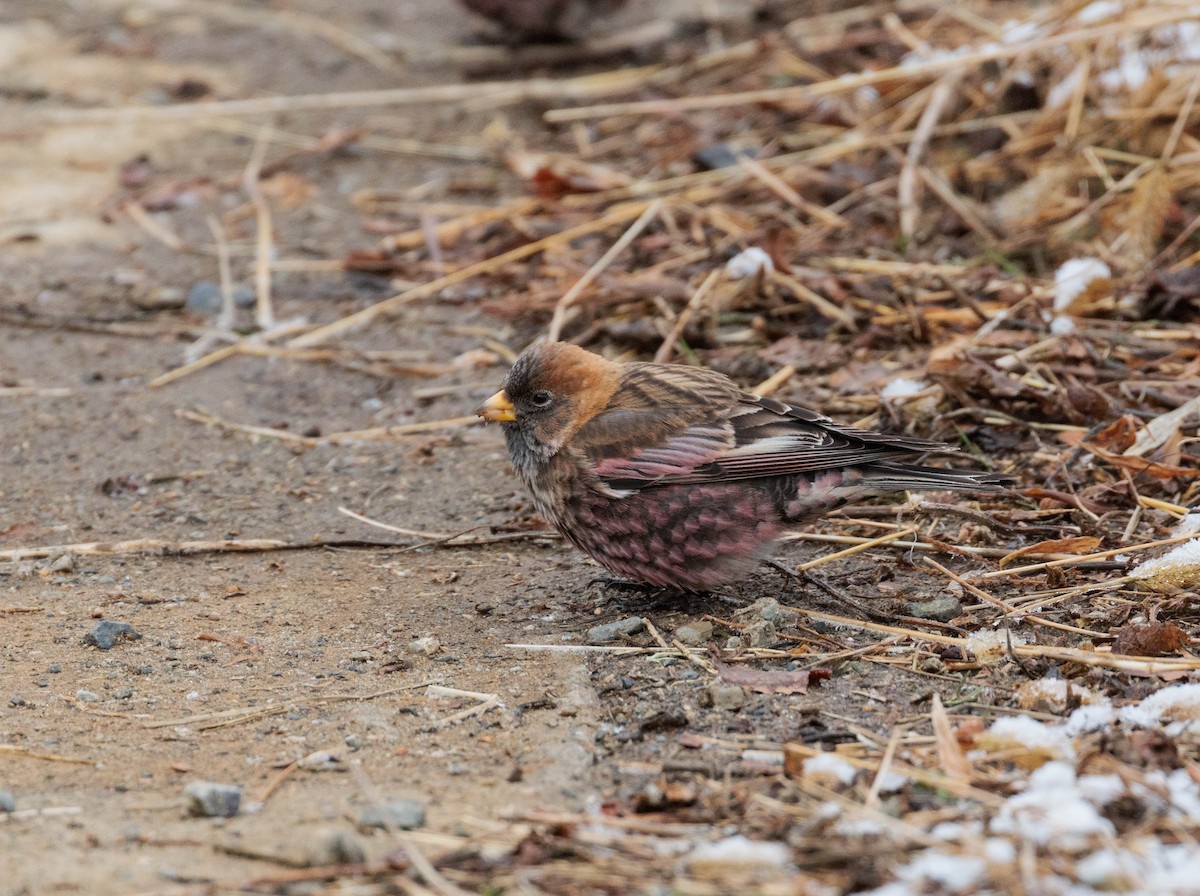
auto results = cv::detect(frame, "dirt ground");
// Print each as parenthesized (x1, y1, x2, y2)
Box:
(2, 1, 1198, 894)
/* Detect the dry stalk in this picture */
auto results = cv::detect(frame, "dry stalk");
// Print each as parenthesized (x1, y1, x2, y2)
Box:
(291, 200, 655, 349)
(546, 198, 663, 343)
(544, 6, 1195, 122)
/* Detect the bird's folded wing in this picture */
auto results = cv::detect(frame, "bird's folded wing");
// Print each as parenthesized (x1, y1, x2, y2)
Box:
(581, 394, 953, 490)
(581, 408, 735, 481)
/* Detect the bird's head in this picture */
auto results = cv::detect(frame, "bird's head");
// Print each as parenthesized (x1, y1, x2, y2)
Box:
(476, 342, 620, 457)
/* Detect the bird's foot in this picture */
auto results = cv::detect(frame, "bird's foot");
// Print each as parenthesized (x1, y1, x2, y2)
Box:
(585, 576, 709, 611)
(585, 575, 660, 594)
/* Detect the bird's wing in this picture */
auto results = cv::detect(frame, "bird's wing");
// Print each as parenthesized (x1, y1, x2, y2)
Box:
(584, 412, 735, 484)
(576, 391, 953, 491)
(570, 362, 739, 487)
(705, 394, 952, 480)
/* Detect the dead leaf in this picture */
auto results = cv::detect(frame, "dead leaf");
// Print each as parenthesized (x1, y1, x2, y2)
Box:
(709, 656, 816, 695)
(1091, 415, 1140, 453)
(999, 536, 1102, 567)
(1062, 275, 1116, 316)
(1112, 621, 1190, 657)
(1080, 441, 1200, 479)
(931, 693, 972, 782)
(1023, 488, 1115, 514)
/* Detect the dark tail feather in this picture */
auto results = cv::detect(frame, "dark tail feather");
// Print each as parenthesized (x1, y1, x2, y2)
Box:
(862, 463, 1013, 493)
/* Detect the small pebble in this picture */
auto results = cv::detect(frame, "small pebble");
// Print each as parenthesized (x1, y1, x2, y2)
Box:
(0, 790, 15, 812)
(744, 619, 778, 648)
(76, 689, 102, 703)
(232, 284, 255, 308)
(47, 552, 77, 573)
(903, 597, 963, 622)
(357, 798, 426, 831)
(185, 281, 222, 314)
(920, 655, 946, 673)
(587, 616, 644, 644)
(297, 750, 343, 772)
(693, 143, 756, 170)
(407, 636, 441, 656)
(708, 683, 746, 710)
(754, 598, 784, 624)
(84, 620, 142, 650)
(184, 781, 242, 818)
(674, 621, 713, 647)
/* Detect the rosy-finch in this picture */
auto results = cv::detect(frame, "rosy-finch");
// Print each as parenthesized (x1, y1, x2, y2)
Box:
(477, 343, 1009, 591)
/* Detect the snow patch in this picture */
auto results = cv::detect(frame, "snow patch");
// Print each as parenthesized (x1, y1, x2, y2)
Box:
(1050, 314, 1077, 335)
(803, 753, 859, 786)
(683, 834, 790, 869)
(881, 378, 929, 399)
(725, 247, 773, 279)
(977, 715, 1075, 760)
(991, 762, 1115, 850)
(1175, 513, 1200, 537)
(1065, 702, 1116, 736)
(1129, 538, 1200, 591)
(899, 850, 986, 893)
(1054, 258, 1111, 311)
(1077, 0, 1124, 24)
(966, 629, 1027, 664)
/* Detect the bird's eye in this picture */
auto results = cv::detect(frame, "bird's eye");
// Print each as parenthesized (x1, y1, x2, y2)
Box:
(530, 390, 553, 407)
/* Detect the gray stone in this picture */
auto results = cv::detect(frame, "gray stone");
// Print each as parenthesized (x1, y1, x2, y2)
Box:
(406, 636, 441, 656)
(232, 284, 255, 308)
(744, 619, 778, 648)
(0, 790, 14, 812)
(708, 683, 746, 709)
(47, 552, 77, 573)
(693, 143, 757, 171)
(673, 621, 713, 647)
(586, 616, 644, 644)
(357, 798, 425, 831)
(903, 597, 963, 622)
(75, 689, 102, 703)
(185, 281, 223, 314)
(184, 781, 242, 818)
(920, 655, 946, 674)
(84, 620, 142, 650)
(753, 598, 784, 624)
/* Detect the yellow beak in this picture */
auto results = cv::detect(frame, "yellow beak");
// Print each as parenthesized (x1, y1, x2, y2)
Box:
(476, 390, 516, 423)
